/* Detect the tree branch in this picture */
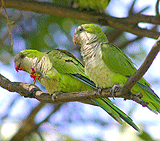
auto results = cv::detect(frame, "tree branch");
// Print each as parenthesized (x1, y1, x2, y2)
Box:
(0, 0, 160, 39)
(10, 102, 62, 141)
(1, 0, 13, 47)
(0, 73, 53, 102)
(156, 0, 160, 15)
(121, 14, 160, 25)
(121, 36, 160, 96)
(0, 73, 148, 107)
(11, 102, 46, 141)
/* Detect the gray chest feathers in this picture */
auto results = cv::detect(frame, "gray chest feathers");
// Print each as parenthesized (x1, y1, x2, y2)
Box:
(85, 50, 116, 88)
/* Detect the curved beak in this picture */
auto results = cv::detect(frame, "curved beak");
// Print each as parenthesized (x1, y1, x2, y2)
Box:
(14, 62, 23, 72)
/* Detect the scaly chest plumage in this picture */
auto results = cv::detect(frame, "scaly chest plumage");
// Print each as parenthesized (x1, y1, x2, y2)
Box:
(79, 33, 117, 88)
(85, 55, 116, 88)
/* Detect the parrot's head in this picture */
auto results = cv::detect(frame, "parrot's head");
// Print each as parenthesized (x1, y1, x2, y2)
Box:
(73, 24, 108, 46)
(14, 50, 42, 74)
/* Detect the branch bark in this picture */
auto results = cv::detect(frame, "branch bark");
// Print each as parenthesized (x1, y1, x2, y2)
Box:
(121, 36, 160, 96)
(0, 73, 148, 107)
(10, 102, 46, 141)
(0, 0, 160, 39)
(10, 102, 62, 141)
(156, 0, 160, 15)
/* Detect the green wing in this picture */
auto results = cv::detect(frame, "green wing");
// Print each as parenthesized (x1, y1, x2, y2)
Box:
(101, 43, 160, 113)
(47, 49, 139, 131)
(47, 49, 85, 74)
(101, 43, 137, 76)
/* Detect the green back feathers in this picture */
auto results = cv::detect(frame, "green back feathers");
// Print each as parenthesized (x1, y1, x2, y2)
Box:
(74, 0, 110, 11)
(47, 49, 85, 74)
(18, 50, 45, 60)
(101, 43, 137, 76)
(81, 24, 102, 34)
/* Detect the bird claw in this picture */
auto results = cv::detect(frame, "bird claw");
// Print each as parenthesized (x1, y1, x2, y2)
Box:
(95, 88, 102, 96)
(110, 85, 121, 99)
(135, 92, 143, 99)
(52, 92, 63, 102)
(130, 92, 143, 99)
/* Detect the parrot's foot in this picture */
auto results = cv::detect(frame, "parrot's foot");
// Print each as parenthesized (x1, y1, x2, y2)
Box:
(135, 92, 143, 99)
(30, 68, 43, 82)
(110, 85, 121, 99)
(129, 92, 143, 99)
(51, 92, 63, 102)
(95, 88, 102, 96)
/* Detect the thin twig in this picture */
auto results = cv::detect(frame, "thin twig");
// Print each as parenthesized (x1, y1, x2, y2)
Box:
(1, 12, 22, 46)
(118, 36, 142, 50)
(156, 0, 160, 15)
(120, 36, 160, 96)
(119, 26, 157, 49)
(1, 0, 13, 48)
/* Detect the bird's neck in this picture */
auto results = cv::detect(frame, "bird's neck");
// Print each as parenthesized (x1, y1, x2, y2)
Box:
(80, 32, 108, 63)
(23, 56, 39, 74)
(81, 41, 102, 62)
(33, 55, 52, 75)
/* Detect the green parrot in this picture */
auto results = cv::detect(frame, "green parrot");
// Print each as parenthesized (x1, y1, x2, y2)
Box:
(14, 49, 139, 131)
(73, 24, 160, 114)
(52, 0, 110, 12)
(74, 0, 110, 12)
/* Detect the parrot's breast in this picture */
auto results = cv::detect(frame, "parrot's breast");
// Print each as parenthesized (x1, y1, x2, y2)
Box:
(84, 48, 116, 88)
(39, 76, 62, 94)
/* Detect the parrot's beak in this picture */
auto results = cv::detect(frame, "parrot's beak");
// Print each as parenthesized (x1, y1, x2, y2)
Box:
(73, 34, 81, 45)
(14, 62, 23, 72)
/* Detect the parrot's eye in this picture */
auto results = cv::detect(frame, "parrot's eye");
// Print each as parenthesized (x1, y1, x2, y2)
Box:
(20, 54, 25, 59)
(79, 27, 84, 32)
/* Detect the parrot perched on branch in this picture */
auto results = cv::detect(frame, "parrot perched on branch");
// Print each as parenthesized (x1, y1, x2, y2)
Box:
(74, 0, 110, 12)
(73, 24, 160, 114)
(52, 0, 110, 12)
(14, 49, 139, 131)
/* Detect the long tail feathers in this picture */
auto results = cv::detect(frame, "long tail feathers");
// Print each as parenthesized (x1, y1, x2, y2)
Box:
(91, 98, 140, 132)
(137, 82, 160, 113)
(71, 73, 140, 131)
(72, 73, 160, 114)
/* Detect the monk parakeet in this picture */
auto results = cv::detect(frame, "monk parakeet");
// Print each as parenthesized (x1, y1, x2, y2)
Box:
(14, 49, 139, 131)
(73, 24, 160, 114)
(74, 0, 110, 12)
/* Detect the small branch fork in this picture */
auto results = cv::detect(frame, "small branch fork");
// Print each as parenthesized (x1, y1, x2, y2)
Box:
(0, 37, 160, 107)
